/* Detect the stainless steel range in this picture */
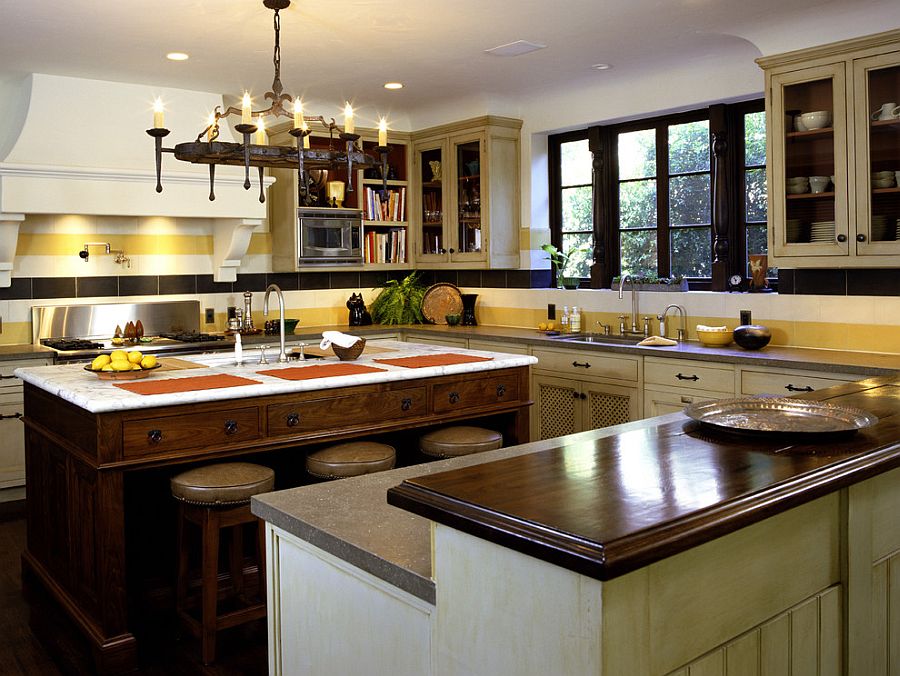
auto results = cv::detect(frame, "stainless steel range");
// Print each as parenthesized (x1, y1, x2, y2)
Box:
(33, 300, 230, 362)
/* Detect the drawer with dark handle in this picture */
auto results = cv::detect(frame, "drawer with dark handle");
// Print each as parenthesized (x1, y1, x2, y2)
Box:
(432, 374, 520, 413)
(267, 387, 426, 436)
(123, 407, 260, 458)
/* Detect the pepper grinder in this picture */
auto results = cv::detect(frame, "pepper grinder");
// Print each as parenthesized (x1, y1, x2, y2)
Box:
(242, 290, 254, 332)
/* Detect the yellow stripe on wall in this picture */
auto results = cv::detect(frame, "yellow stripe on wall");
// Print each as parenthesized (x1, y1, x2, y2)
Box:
(17, 233, 213, 257)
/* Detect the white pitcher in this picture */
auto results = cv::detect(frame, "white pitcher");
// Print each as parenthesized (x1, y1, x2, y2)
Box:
(871, 102, 899, 121)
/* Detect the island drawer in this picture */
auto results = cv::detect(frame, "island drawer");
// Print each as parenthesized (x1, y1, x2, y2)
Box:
(122, 406, 260, 457)
(266, 387, 427, 436)
(432, 372, 520, 413)
(531, 347, 639, 382)
(644, 357, 735, 393)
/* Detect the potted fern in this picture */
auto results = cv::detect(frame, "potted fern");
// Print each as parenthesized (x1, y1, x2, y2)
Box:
(370, 271, 427, 325)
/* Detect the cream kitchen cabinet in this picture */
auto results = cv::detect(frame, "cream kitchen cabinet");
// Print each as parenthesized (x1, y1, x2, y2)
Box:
(403, 335, 468, 349)
(0, 356, 52, 501)
(758, 29, 900, 267)
(643, 357, 735, 418)
(531, 347, 641, 441)
(466, 339, 529, 355)
(411, 116, 521, 269)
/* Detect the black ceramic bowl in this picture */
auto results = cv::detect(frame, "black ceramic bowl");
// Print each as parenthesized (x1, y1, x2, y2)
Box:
(733, 324, 772, 350)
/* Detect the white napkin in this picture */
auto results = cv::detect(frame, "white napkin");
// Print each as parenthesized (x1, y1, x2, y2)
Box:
(696, 324, 727, 331)
(637, 335, 678, 347)
(320, 331, 361, 350)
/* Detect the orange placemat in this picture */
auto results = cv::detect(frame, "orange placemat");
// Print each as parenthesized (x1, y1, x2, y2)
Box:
(374, 353, 494, 368)
(257, 363, 386, 381)
(115, 374, 262, 395)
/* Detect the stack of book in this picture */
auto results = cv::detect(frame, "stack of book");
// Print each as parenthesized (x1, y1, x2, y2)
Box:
(364, 229, 407, 264)
(365, 187, 406, 222)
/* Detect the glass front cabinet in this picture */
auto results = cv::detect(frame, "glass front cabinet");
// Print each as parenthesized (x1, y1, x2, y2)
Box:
(759, 30, 900, 267)
(411, 116, 521, 269)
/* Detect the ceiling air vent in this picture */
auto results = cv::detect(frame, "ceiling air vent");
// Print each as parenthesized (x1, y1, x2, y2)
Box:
(484, 40, 547, 57)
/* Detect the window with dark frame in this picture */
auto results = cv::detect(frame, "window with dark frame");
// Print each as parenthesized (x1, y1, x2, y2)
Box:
(548, 99, 768, 289)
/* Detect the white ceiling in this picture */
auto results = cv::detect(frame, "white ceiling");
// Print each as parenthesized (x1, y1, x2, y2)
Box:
(1, 0, 898, 123)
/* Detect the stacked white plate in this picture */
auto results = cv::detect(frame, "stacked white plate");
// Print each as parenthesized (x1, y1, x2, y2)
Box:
(871, 215, 892, 241)
(896, 217, 900, 241)
(785, 218, 807, 242)
(810, 220, 835, 243)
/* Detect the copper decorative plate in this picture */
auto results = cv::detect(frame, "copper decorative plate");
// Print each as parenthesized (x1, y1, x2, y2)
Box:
(684, 397, 878, 435)
(421, 283, 463, 324)
(84, 363, 162, 381)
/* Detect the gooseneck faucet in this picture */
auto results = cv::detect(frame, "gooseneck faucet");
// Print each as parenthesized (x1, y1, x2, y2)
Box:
(263, 283, 288, 362)
(658, 304, 687, 341)
(617, 274, 640, 334)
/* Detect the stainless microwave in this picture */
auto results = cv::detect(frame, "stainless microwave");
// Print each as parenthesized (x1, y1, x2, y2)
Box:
(297, 207, 363, 264)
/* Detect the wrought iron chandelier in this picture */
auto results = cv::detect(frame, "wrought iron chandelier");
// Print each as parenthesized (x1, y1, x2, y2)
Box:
(146, 0, 389, 205)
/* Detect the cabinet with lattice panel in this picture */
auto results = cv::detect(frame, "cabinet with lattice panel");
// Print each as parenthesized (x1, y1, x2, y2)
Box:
(532, 373, 639, 441)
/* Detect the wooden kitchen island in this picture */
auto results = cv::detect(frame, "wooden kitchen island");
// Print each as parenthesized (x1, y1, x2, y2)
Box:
(255, 375, 900, 675)
(14, 341, 534, 674)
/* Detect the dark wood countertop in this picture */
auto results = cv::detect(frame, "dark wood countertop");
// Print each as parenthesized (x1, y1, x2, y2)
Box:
(388, 375, 900, 581)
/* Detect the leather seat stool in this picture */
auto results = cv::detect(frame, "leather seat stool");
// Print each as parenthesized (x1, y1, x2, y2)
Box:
(171, 462, 274, 665)
(306, 441, 396, 479)
(419, 425, 503, 458)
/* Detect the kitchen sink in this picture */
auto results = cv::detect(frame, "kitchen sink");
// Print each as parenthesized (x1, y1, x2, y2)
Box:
(550, 333, 646, 346)
(182, 350, 322, 367)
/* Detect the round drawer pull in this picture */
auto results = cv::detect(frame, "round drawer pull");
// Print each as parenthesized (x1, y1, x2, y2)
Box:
(836, 234, 847, 243)
(448, 391, 460, 404)
(785, 384, 814, 393)
(675, 373, 700, 381)
(286, 412, 300, 427)
(496, 384, 506, 397)
(401, 398, 412, 411)
(224, 419, 238, 435)
(147, 429, 163, 444)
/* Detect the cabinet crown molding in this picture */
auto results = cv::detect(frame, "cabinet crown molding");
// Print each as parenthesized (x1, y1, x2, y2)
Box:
(756, 28, 900, 69)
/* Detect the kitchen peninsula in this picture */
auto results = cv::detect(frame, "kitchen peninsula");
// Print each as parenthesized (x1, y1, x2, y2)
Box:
(14, 340, 534, 674)
(255, 375, 900, 675)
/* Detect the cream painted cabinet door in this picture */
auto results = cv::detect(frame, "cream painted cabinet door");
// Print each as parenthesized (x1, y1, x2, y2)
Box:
(532, 374, 580, 441)
(581, 380, 639, 432)
(403, 335, 468, 348)
(643, 387, 728, 419)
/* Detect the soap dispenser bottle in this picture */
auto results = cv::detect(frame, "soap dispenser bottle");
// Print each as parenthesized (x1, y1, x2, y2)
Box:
(560, 306, 570, 333)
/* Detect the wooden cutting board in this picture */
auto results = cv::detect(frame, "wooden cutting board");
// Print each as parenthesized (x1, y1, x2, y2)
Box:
(157, 357, 206, 371)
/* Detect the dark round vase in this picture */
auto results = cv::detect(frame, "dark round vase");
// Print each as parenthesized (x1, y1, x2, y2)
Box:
(733, 324, 771, 350)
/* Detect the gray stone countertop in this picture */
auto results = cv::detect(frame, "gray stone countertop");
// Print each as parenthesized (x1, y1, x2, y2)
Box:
(251, 415, 675, 604)
(284, 324, 900, 376)
(0, 344, 56, 361)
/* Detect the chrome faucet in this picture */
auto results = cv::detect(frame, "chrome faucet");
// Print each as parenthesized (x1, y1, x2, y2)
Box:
(617, 274, 640, 334)
(657, 304, 687, 341)
(263, 283, 288, 363)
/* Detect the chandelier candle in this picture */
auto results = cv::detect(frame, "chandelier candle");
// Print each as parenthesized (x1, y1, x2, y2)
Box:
(241, 92, 252, 125)
(344, 103, 354, 134)
(378, 118, 388, 147)
(153, 98, 164, 129)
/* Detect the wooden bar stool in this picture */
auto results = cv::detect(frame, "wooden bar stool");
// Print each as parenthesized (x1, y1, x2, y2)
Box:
(306, 441, 396, 480)
(171, 462, 275, 665)
(419, 425, 503, 459)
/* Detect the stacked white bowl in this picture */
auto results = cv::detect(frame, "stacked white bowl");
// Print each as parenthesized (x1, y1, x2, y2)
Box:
(787, 176, 810, 194)
(809, 176, 831, 193)
(799, 111, 832, 130)
(872, 170, 896, 189)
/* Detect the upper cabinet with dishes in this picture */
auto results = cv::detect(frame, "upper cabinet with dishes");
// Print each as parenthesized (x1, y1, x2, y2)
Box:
(758, 29, 900, 267)
(411, 116, 522, 269)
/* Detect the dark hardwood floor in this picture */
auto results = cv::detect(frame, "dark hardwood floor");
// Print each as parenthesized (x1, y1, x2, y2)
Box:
(0, 501, 267, 676)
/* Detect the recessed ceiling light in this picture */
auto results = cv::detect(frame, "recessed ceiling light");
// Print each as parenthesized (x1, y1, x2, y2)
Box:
(166, 52, 190, 61)
(591, 63, 612, 70)
(384, 82, 403, 90)
(484, 40, 547, 57)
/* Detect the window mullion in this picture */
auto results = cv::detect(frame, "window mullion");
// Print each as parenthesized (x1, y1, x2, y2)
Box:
(656, 124, 670, 278)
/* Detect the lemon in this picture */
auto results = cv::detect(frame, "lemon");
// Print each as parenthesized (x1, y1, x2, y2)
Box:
(91, 354, 111, 371)
(538, 322, 547, 331)
(110, 359, 133, 372)
(111, 337, 124, 346)
(110, 350, 128, 362)
(127, 351, 143, 364)
(132, 364, 142, 371)
(101, 364, 114, 372)
(140, 355, 158, 369)
(547, 322, 556, 330)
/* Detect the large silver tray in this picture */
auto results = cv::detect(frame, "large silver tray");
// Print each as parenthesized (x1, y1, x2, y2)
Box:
(684, 397, 878, 435)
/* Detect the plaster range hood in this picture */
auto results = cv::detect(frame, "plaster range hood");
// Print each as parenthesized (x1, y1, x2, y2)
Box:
(0, 73, 275, 284)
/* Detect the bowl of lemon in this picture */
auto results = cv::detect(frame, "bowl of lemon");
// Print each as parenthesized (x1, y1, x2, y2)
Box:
(84, 350, 161, 380)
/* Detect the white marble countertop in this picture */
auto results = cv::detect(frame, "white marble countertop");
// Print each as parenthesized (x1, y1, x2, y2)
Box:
(14, 339, 537, 414)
